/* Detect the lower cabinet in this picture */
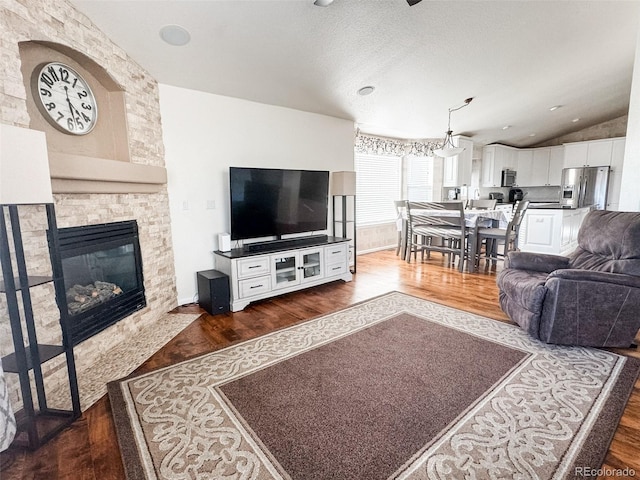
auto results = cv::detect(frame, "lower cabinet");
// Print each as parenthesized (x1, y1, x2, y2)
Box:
(518, 207, 590, 256)
(214, 239, 352, 311)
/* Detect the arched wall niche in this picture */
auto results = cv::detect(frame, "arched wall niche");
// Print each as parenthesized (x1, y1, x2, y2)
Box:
(19, 40, 130, 163)
(17, 41, 166, 193)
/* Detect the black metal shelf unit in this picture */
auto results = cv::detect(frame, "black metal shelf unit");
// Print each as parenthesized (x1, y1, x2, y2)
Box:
(0, 203, 81, 450)
(332, 195, 356, 273)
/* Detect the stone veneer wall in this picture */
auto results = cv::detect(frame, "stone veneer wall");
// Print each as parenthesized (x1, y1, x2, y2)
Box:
(0, 1, 178, 408)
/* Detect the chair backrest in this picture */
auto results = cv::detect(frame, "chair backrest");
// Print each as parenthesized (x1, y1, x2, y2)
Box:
(569, 210, 640, 276)
(394, 200, 406, 232)
(505, 200, 529, 251)
(406, 201, 465, 234)
(468, 199, 497, 210)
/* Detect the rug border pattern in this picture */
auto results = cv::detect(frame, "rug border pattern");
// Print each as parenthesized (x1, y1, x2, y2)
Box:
(108, 292, 639, 480)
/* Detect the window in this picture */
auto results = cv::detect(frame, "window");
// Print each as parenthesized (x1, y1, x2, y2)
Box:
(354, 153, 401, 225)
(405, 154, 434, 201)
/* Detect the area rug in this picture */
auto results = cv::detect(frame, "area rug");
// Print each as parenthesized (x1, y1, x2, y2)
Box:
(108, 292, 640, 480)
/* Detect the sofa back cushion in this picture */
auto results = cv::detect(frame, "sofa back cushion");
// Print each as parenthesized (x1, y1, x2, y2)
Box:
(569, 210, 640, 276)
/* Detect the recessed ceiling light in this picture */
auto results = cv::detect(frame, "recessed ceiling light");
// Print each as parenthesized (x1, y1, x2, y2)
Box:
(357, 86, 375, 96)
(549, 105, 562, 111)
(572, 117, 581, 123)
(314, 0, 334, 5)
(159, 25, 191, 46)
(529, 133, 537, 137)
(502, 125, 512, 130)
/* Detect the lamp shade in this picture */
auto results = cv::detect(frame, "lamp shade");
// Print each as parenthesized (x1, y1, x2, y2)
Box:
(331, 171, 356, 196)
(0, 124, 53, 205)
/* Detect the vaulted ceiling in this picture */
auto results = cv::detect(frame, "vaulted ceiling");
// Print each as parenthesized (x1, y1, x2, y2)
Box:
(71, 0, 640, 147)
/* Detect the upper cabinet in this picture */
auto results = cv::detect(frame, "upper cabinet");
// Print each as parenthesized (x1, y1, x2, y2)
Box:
(479, 138, 624, 190)
(515, 149, 533, 186)
(514, 146, 563, 187)
(481, 144, 517, 187)
(563, 138, 622, 168)
(442, 136, 473, 187)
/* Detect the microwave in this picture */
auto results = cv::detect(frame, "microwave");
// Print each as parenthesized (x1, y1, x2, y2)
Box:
(501, 169, 517, 187)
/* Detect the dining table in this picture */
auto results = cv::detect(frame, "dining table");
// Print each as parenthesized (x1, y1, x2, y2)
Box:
(400, 207, 510, 273)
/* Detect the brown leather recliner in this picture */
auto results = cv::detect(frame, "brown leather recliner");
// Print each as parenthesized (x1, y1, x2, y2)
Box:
(497, 210, 640, 347)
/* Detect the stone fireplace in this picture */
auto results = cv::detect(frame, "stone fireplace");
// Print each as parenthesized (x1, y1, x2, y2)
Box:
(0, 2, 180, 412)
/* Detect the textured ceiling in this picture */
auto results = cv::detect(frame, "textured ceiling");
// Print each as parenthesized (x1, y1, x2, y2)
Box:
(70, 0, 640, 147)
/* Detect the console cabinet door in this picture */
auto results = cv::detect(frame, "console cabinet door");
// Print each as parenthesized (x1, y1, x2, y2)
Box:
(300, 248, 324, 284)
(271, 251, 300, 289)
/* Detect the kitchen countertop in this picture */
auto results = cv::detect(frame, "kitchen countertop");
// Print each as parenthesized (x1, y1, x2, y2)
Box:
(527, 203, 592, 210)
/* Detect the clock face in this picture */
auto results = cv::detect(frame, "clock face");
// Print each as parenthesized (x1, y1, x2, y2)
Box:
(34, 62, 98, 135)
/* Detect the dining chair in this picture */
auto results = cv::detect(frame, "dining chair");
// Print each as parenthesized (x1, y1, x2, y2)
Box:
(476, 200, 530, 268)
(406, 201, 468, 272)
(394, 200, 406, 257)
(467, 199, 498, 210)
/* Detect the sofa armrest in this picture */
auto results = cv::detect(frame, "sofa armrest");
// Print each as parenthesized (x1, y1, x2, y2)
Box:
(547, 269, 640, 289)
(505, 251, 570, 273)
(540, 269, 640, 347)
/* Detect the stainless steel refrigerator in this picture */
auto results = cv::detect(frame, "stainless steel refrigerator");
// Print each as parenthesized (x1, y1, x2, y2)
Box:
(560, 166, 609, 209)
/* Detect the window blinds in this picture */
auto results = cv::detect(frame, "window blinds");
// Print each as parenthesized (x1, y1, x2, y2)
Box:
(354, 153, 401, 225)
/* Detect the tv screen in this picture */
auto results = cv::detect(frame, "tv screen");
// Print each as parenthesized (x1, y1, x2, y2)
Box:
(230, 167, 330, 240)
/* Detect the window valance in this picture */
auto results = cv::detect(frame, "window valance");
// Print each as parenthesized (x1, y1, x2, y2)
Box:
(354, 132, 441, 157)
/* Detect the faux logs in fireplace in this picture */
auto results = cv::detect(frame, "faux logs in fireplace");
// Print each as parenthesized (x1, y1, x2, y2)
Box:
(50, 220, 146, 346)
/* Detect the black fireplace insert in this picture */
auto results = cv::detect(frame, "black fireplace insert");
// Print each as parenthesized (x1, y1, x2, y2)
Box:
(49, 220, 146, 346)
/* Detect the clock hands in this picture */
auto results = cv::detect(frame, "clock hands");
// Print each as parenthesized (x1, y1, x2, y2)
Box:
(64, 86, 85, 130)
(64, 86, 79, 129)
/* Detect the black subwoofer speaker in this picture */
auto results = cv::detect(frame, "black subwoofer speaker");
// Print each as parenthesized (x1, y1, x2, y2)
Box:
(197, 269, 230, 315)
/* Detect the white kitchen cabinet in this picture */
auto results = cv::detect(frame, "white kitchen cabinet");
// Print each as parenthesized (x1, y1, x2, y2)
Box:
(515, 149, 533, 186)
(548, 146, 564, 185)
(521, 146, 563, 187)
(530, 148, 550, 186)
(481, 144, 517, 187)
(518, 207, 590, 256)
(563, 142, 589, 168)
(214, 238, 351, 311)
(563, 138, 621, 169)
(442, 136, 473, 187)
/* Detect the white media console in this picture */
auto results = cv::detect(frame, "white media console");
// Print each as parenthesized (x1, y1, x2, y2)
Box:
(213, 236, 352, 312)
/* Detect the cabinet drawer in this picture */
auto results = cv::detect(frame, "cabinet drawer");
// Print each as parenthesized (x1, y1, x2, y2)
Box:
(325, 244, 347, 265)
(237, 257, 270, 278)
(239, 276, 271, 298)
(325, 262, 347, 277)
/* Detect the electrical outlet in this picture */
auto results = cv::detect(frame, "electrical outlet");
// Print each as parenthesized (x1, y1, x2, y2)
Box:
(182, 200, 189, 211)
(206, 200, 216, 210)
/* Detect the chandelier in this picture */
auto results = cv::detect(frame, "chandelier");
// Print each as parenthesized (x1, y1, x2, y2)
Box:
(433, 97, 473, 158)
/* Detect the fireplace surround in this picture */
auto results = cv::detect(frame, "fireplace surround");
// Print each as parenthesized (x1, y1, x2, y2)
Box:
(51, 220, 146, 346)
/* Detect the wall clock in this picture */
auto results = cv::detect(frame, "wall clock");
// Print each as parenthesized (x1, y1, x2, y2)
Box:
(33, 62, 98, 135)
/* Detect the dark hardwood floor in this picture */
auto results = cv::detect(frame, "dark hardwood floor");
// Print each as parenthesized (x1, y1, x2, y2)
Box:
(1, 249, 638, 479)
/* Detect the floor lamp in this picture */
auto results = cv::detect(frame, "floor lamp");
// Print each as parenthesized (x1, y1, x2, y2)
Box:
(331, 171, 357, 273)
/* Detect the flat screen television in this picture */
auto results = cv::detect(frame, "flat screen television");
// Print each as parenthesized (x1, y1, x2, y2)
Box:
(230, 167, 330, 240)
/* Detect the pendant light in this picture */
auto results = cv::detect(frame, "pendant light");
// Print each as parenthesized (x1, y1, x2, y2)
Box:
(433, 97, 473, 158)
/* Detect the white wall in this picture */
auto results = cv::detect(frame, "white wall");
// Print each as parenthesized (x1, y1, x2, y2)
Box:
(620, 23, 640, 212)
(159, 84, 355, 304)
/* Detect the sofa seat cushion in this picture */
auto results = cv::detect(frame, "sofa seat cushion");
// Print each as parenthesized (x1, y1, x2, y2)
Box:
(497, 269, 548, 313)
